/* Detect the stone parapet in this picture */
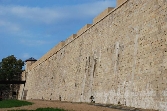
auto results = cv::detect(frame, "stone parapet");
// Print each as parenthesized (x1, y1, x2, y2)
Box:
(65, 34, 77, 45)
(117, 0, 127, 7)
(93, 7, 114, 24)
(77, 24, 92, 36)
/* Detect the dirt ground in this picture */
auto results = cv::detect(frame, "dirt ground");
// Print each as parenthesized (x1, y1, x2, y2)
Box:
(0, 100, 156, 111)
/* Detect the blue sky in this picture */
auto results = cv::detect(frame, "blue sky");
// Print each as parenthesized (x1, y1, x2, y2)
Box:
(0, 0, 116, 61)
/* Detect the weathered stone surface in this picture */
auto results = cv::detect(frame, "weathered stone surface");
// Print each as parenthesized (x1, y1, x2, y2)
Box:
(18, 0, 167, 111)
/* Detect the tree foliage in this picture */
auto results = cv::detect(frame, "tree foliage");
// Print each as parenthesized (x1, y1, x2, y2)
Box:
(0, 55, 24, 81)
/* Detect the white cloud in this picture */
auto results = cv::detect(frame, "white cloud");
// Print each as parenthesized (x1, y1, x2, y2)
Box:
(20, 39, 51, 46)
(10, 6, 63, 24)
(0, 5, 63, 24)
(69, 0, 115, 17)
(21, 52, 38, 60)
(0, 0, 115, 43)
(0, 0, 115, 24)
(0, 20, 21, 32)
(22, 53, 30, 59)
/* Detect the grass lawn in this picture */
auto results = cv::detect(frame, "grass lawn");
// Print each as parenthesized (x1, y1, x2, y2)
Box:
(0, 99, 33, 108)
(10, 107, 67, 111)
(0, 100, 68, 111)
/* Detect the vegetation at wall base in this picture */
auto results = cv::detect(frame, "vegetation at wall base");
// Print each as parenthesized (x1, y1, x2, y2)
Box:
(9, 107, 67, 111)
(0, 99, 33, 108)
(35, 108, 66, 111)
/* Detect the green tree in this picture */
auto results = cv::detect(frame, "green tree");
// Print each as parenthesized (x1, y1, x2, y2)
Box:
(0, 55, 24, 81)
(0, 55, 24, 99)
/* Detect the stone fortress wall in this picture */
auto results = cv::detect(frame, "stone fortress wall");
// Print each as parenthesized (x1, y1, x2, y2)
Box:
(18, 0, 167, 110)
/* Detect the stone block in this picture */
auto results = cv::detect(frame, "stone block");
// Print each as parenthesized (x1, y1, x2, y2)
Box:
(117, 0, 127, 7)
(65, 34, 77, 45)
(77, 24, 92, 36)
(93, 7, 114, 24)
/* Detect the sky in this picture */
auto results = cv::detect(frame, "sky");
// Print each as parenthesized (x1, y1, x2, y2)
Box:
(0, 0, 116, 62)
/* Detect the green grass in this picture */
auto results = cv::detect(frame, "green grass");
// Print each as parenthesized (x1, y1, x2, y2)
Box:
(0, 100, 68, 111)
(0, 99, 33, 108)
(10, 107, 67, 111)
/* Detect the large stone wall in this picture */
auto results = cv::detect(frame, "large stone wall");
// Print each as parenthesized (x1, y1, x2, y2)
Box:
(19, 0, 167, 110)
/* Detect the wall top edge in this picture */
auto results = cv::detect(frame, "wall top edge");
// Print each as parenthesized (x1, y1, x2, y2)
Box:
(28, 41, 65, 70)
